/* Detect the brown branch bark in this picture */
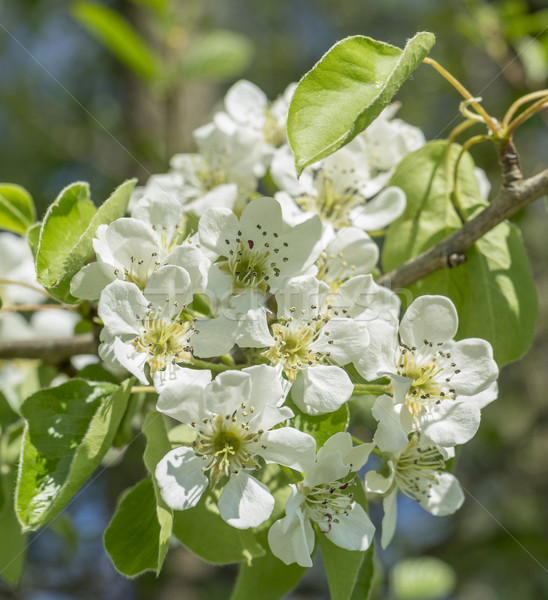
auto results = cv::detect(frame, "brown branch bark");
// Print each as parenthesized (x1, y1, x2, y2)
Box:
(0, 334, 98, 363)
(378, 166, 548, 290)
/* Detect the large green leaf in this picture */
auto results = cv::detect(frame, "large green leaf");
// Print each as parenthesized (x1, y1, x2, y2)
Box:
(0, 471, 27, 584)
(0, 184, 35, 235)
(72, 2, 159, 81)
(172, 488, 265, 565)
(231, 547, 306, 600)
(57, 179, 136, 301)
(16, 379, 133, 531)
(288, 32, 435, 174)
(104, 413, 173, 577)
(35, 179, 135, 302)
(142, 413, 173, 568)
(382, 140, 538, 366)
(231, 464, 306, 600)
(0, 425, 26, 584)
(35, 182, 95, 288)
(104, 478, 167, 577)
(318, 482, 375, 600)
(181, 31, 254, 82)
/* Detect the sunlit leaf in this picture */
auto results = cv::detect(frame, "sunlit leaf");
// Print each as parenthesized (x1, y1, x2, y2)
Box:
(0, 184, 35, 235)
(288, 32, 435, 174)
(16, 379, 133, 531)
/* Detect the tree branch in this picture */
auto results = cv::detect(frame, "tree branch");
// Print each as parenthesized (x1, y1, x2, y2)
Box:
(0, 334, 98, 363)
(378, 167, 548, 290)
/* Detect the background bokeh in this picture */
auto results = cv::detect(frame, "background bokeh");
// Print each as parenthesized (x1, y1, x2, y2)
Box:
(1, 1, 547, 598)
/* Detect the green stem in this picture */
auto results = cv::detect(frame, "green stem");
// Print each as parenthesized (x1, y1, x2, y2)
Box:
(503, 89, 548, 128)
(190, 358, 249, 373)
(423, 57, 502, 137)
(131, 386, 156, 394)
(506, 96, 548, 138)
(352, 384, 387, 395)
(451, 135, 491, 219)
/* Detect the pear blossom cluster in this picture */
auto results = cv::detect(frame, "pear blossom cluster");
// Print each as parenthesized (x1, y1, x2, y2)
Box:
(59, 80, 499, 566)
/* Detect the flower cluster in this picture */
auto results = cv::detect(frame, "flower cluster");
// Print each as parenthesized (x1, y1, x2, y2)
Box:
(67, 79, 499, 565)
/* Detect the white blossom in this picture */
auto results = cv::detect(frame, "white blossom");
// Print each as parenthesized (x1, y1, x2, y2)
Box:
(223, 79, 296, 151)
(268, 432, 375, 567)
(71, 197, 209, 301)
(359, 103, 425, 172)
(271, 140, 406, 233)
(97, 267, 234, 384)
(261, 274, 374, 414)
(154, 364, 317, 529)
(356, 295, 499, 447)
(365, 399, 464, 549)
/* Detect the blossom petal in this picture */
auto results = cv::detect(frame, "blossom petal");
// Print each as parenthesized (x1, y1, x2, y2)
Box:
(291, 365, 353, 415)
(155, 446, 208, 511)
(350, 186, 406, 231)
(113, 337, 149, 384)
(418, 400, 481, 447)
(310, 318, 369, 365)
(98, 280, 147, 337)
(446, 338, 498, 396)
(354, 317, 399, 381)
(198, 207, 240, 256)
(268, 507, 315, 568)
(192, 315, 236, 358)
(372, 395, 411, 453)
(325, 502, 375, 551)
(258, 427, 316, 473)
(144, 265, 193, 315)
(218, 471, 274, 529)
(399, 295, 458, 347)
(155, 366, 210, 423)
(419, 472, 464, 516)
(381, 489, 398, 549)
(316, 432, 373, 471)
(70, 262, 116, 301)
(207, 370, 251, 415)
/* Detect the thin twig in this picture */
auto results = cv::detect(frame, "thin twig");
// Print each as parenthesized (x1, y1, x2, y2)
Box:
(0, 334, 98, 363)
(378, 167, 548, 290)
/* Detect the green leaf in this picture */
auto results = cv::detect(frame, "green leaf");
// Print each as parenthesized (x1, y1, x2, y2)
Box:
(231, 547, 306, 600)
(71, 2, 159, 81)
(231, 465, 306, 600)
(181, 30, 254, 82)
(36, 179, 135, 302)
(172, 489, 265, 565)
(287, 397, 349, 448)
(16, 379, 133, 531)
(142, 412, 173, 573)
(104, 478, 168, 578)
(35, 182, 95, 288)
(288, 32, 435, 174)
(0, 470, 27, 584)
(318, 482, 375, 600)
(0, 184, 35, 235)
(382, 140, 538, 366)
(27, 222, 41, 259)
(56, 179, 136, 301)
